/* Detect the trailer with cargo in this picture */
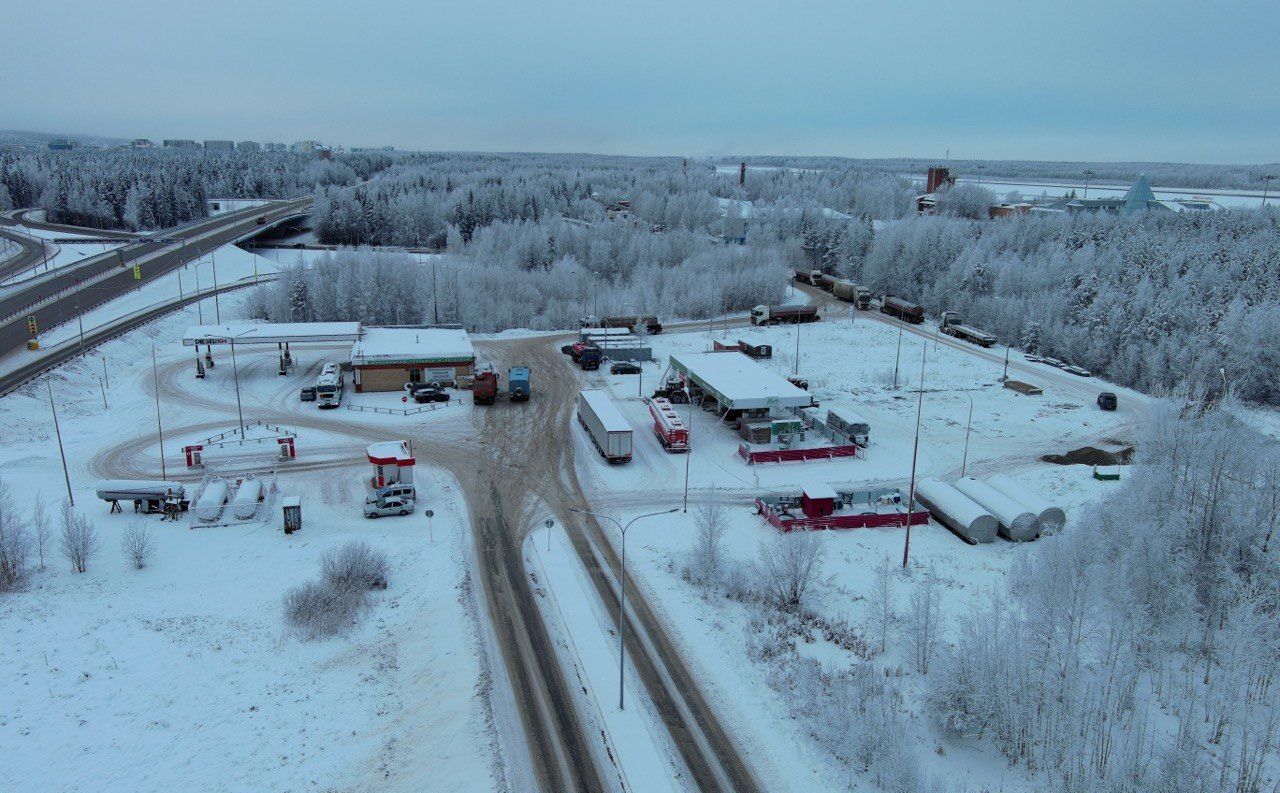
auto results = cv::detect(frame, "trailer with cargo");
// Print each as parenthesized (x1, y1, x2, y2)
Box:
(792, 268, 823, 285)
(832, 279, 872, 309)
(939, 312, 997, 347)
(647, 397, 689, 452)
(880, 296, 925, 324)
(750, 304, 820, 326)
(817, 273, 838, 291)
(826, 408, 870, 446)
(507, 366, 531, 401)
(577, 389, 633, 463)
(95, 480, 188, 514)
(580, 314, 663, 334)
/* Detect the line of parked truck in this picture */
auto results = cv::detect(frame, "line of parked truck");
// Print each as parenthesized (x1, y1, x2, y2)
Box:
(473, 365, 532, 405)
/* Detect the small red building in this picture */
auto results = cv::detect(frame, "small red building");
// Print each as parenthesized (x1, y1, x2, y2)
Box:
(801, 484, 837, 518)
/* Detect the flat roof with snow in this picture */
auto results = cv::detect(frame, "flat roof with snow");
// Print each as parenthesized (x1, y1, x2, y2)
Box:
(183, 322, 361, 346)
(350, 327, 475, 366)
(578, 389, 631, 433)
(670, 351, 812, 410)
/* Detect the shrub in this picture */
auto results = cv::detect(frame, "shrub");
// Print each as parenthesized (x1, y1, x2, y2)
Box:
(321, 540, 389, 592)
(282, 579, 369, 640)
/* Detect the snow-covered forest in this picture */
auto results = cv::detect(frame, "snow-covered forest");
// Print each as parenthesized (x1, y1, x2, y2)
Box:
(856, 210, 1280, 404)
(0, 148, 394, 230)
(930, 403, 1280, 792)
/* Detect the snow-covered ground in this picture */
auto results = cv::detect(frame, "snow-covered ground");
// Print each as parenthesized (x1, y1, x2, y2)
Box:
(0, 294, 505, 793)
(564, 318, 1140, 791)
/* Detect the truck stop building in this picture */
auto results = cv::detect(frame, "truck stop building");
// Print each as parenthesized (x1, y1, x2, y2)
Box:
(349, 327, 475, 392)
(668, 351, 813, 411)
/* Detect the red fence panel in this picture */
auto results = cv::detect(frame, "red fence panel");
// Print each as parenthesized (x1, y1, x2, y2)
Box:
(740, 444, 861, 465)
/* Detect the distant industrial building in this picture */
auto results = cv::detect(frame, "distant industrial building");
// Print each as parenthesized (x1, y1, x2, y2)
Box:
(352, 145, 396, 152)
(47, 139, 80, 151)
(264, 142, 286, 151)
(164, 139, 199, 149)
(203, 140, 235, 152)
(1034, 175, 1224, 215)
(236, 140, 261, 152)
(131, 138, 155, 149)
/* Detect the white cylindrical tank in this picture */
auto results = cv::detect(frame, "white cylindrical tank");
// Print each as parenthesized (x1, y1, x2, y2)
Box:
(193, 481, 229, 522)
(914, 478, 998, 543)
(229, 479, 262, 520)
(954, 477, 1040, 541)
(985, 475, 1066, 532)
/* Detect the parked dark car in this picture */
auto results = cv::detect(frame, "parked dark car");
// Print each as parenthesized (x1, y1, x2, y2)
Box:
(610, 361, 641, 375)
(413, 388, 450, 404)
(1097, 392, 1117, 411)
(300, 386, 317, 402)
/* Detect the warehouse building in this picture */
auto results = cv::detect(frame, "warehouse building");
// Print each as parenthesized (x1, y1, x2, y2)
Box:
(349, 327, 475, 392)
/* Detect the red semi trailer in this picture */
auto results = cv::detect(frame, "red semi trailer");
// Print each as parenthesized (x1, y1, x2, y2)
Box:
(647, 397, 689, 452)
(880, 295, 925, 324)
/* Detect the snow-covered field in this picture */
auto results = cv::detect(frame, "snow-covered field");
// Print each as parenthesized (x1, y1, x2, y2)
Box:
(0, 295, 504, 793)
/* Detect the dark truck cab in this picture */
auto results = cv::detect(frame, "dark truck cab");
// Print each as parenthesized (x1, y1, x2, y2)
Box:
(1097, 392, 1118, 411)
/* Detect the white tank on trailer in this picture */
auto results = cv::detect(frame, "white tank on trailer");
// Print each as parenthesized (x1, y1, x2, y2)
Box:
(985, 475, 1066, 533)
(914, 478, 998, 543)
(229, 479, 263, 520)
(193, 481, 229, 522)
(954, 477, 1040, 541)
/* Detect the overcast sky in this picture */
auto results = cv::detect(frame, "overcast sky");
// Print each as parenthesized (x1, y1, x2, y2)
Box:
(4, 0, 1276, 163)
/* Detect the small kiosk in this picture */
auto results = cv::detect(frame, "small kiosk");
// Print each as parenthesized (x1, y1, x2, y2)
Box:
(367, 440, 415, 489)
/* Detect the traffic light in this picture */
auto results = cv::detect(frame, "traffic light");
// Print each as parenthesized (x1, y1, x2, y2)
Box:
(27, 316, 37, 336)
(132, 263, 142, 280)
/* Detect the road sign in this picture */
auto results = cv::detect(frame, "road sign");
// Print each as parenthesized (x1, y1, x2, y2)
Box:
(27, 316, 37, 336)
(132, 264, 141, 280)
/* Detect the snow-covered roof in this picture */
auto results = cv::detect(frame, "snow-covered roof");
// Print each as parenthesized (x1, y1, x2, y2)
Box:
(803, 483, 838, 500)
(182, 322, 361, 346)
(716, 197, 853, 221)
(670, 351, 812, 410)
(578, 389, 631, 432)
(350, 327, 475, 366)
(367, 441, 415, 466)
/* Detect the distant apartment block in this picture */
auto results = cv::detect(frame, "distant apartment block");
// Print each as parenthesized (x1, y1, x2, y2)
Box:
(264, 142, 286, 151)
(236, 140, 261, 152)
(203, 140, 235, 152)
(291, 140, 324, 153)
(131, 138, 155, 148)
(163, 139, 199, 148)
(47, 139, 80, 151)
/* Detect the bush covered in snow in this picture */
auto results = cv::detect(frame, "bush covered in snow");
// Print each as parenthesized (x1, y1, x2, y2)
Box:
(283, 541, 390, 640)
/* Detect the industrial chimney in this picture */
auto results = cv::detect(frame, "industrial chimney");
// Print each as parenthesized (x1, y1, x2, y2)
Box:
(739, 162, 746, 187)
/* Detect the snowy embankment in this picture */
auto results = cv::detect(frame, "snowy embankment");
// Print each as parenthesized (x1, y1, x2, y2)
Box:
(0, 292, 504, 793)
(567, 319, 1136, 791)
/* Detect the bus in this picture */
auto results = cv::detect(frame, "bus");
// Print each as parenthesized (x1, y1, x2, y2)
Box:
(316, 362, 344, 409)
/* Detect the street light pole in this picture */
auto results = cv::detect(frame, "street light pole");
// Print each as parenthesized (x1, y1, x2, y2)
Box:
(961, 396, 973, 478)
(683, 387, 694, 512)
(1262, 175, 1276, 208)
(570, 506, 679, 711)
(903, 342, 927, 569)
(47, 381, 74, 505)
(230, 336, 246, 437)
(1083, 169, 1096, 199)
(151, 346, 167, 480)
(211, 250, 221, 324)
(892, 325, 903, 390)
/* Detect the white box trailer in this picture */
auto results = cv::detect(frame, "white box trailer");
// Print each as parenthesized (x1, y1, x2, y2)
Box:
(954, 477, 1040, 541)
(914, 478, 998, 544)
(577, 389, 633, 463)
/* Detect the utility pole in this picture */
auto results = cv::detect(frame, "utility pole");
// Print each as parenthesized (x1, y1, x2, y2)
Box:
(1001, 346, 1010, 382)
(961, 396, 973, 478)
(683, 387, 694, 512)
(794, 315, 802, 375)
(230, 337, 246, 437)
(1083, 169, 1097, 199)
(211, 250, 221, 323)
(1262, 175, 1277, 208)
(892, 325, 903, 390)
(194, 262, 203, 324)
(151, 346, 167, 479)
(902, 342, 927, 568)
(431, 256, 440, 324)
(48, 381, 74, 505)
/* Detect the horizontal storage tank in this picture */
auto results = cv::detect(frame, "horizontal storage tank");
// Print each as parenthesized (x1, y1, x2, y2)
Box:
(985, 475, 1066, 533)
(914, 478, 998, 544)
(193, 481, 229, 522)
(95, 480, 185, 502)
(229, 479, 263, 520)
(954, 477, 1040, 541)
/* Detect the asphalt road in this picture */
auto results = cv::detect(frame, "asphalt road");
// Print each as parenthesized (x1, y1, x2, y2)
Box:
(0, 199, 311, 361)
(6, 208, 144, 240)
(0, 226, 49, 281)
